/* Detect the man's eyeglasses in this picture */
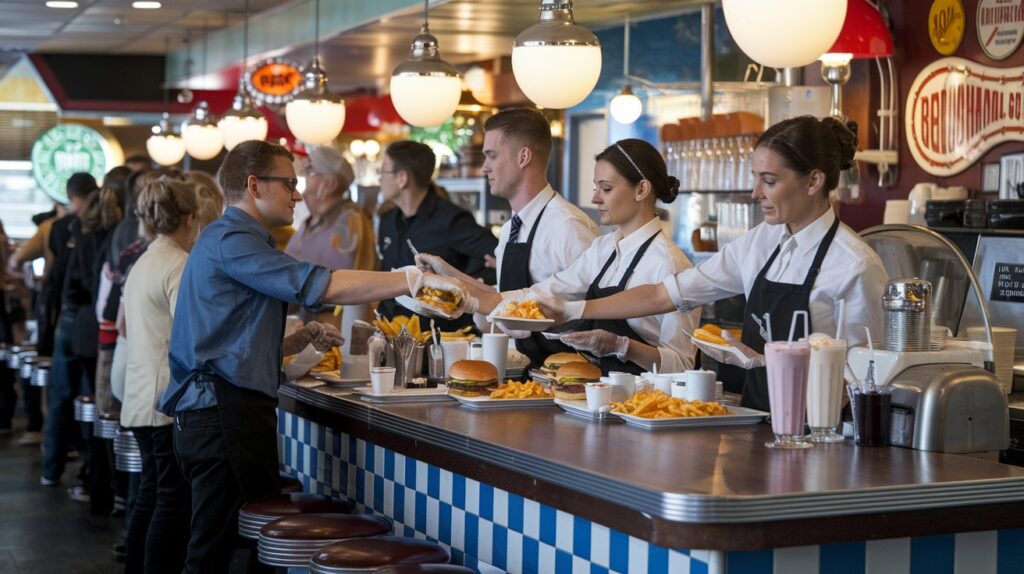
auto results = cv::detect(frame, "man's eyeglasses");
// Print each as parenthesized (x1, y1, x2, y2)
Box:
(256, 176, 299, 192)
(376, 167, 397, 177)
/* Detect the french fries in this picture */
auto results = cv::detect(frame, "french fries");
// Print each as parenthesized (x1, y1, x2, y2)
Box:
(440, 326, 475, 341)
(610, 389, 727, 418)
(489, 379, 553, 399)
(373, 315, 432, 343)
(694, 327, 729, 346)
(310, 347, 342, 373)
(499, 300, 547, 320)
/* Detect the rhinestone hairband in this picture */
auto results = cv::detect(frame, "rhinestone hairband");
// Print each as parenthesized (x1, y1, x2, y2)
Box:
(615, 143, 646, 181)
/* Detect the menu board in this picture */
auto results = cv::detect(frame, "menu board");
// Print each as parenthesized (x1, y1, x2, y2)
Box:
(991, 262, 1024, 303)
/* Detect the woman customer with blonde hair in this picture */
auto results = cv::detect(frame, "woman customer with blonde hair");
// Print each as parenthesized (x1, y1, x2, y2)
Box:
(185, 170, 225, 236)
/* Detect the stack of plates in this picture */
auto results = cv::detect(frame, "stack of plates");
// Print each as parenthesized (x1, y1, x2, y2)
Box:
(94, 413, 120, 439)
(968, 327, 1018, 393)
(18, 352, 38, 380)
(114, 428, 142, 473)
(30, 361, 51, 387)
(73, 395, 96, 423)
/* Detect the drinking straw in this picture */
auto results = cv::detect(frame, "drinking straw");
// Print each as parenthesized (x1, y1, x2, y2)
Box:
(764, 313, 773, 343)
(490, 321, 495, 334)
(835, 298, 846, 341)
(430, 319, 439, 346)
(788, 310, 809, 343)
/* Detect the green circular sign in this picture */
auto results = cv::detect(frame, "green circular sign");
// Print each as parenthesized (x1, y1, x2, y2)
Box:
(31, 124, 111, 203)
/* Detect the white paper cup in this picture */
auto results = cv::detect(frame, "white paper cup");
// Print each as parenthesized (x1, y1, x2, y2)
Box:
(482, 333, 509, 384)
(684, 370, 717, 402)
(370, 367, 396, 395)
(607, 371, 636, 402)
(653, 374, 673, 395)
(469, 342, 483, 361)
(441, 341, 470, 375)
(670, 377, 688, 399)
(584, 383, 613, 412)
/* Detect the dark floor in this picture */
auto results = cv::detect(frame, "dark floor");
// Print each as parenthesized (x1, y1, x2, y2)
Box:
(0, 419, 123, 574)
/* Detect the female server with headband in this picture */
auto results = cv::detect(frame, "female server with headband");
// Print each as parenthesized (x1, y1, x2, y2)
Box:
(439, 139, 699, 375)
(536, 116, 888, 411)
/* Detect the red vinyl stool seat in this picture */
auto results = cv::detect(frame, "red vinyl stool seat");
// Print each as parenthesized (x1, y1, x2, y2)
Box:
(309, 536, 450, 573)
(257, 513, 392, 568)
(238, 493, 354, 539)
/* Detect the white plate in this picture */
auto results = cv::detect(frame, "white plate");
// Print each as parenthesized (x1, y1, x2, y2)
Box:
(554, 398, 620, 422)
(611, 405, 768, 429)
(352, 386, 454, 404)
(489, 315, 556, 332)
(395, 295, 455, 320)
(452, 394, 555, 409)
(528, 370, 555, 385)
(311, 372, 369, 388)
(689, 337, 751, 364)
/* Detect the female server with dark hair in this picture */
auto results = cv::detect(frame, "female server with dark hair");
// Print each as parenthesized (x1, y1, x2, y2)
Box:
(536, 116, 888, 410)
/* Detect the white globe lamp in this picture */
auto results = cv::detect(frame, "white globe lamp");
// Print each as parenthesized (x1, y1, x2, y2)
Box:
(218, 86, 268, 150)
(146, 114, 185, 166)
(390, 24, 461, 128)
(722, 0, 846, 68)
(609, 86, 642, 124)
(286, 61, 346, 145)
(181, 101, 223, 160)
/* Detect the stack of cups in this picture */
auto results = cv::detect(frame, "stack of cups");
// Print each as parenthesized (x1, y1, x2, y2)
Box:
(968, 326, 1018, 393)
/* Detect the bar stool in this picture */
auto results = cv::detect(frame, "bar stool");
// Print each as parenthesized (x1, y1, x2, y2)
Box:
(308, 536, 449, 573)
(257, 513, 391, 568)
(113, 428, 142, 473)
(19, 352, 38, 381)
(73, 395, 96, 423)
(239, 493, 355, 540)
(374, 565, 477, 573)
(94, 411, 120, 439)
(30, 358, 51, 388)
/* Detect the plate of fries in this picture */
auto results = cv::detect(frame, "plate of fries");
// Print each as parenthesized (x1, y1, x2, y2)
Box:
(488, 300, 555, 332)
(396, 295, 456, 320)
(610, 389, 767, 429)
(452, 380, 556, 409)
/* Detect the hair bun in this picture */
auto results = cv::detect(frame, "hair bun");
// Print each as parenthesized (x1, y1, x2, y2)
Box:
(664, 175, 681, 203)
(822, 116, 857, 170)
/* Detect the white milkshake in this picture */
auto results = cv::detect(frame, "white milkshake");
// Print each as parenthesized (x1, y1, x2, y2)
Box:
(805, 337, 848, 443)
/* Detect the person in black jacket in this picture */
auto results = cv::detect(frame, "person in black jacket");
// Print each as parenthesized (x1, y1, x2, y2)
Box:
(376, 140, 497, 332)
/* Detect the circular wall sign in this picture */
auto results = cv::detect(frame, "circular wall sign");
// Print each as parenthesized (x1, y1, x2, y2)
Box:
(929, 0, 965, 55)
(977, 0, 1024, 60)
(31, 124, 115, 203)
(245, 57, 305, 105)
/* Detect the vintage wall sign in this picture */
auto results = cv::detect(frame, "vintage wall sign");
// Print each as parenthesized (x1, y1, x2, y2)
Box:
(977, 0, 1024, 60)
(244, 57, 304, 105)
(31, 124, 119, 203)
(906, 57, 1024, 176)
(930, 0, 966, 55)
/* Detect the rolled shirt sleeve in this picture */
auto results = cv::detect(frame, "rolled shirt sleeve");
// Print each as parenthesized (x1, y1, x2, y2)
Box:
(219, 228, 331, 310)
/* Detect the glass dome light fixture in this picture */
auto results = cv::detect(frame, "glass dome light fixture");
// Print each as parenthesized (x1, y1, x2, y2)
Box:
(389, 0, 462, 128)
(146, 112, 185, 166)
(609, 85, 642, 124)
(512, 0, 601, 110)
(181, 100, 224, 160)
(218, 0, 268, 150)
(286, 0, 345, 145)
(722, 0, 846, 69)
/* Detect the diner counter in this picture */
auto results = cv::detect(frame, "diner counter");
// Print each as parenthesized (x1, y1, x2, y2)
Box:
(278, 379, 1024, 551)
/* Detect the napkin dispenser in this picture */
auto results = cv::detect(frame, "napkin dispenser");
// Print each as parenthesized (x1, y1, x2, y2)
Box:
(888, 363, 1008, 453)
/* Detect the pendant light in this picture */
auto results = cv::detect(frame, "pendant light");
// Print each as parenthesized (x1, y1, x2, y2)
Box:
(722, 0, 846, 68)
(147, 112, 186, 166)
(819, 0, 893, 118)
(512, 0, 601, 109)
(181, 31, 223, 160)
(218, 0, 268, 149)
(285, 0, 345, 145)
(389, 0, 461, 128)
(608, 14, 641, 125)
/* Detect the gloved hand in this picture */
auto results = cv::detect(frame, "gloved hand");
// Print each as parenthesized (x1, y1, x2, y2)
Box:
(415, 253, 458, 277)
(693, 331, 765, 369)
(420, 273, 473, 319)
(404, 266, 424, 296)
(533, 292, 585, 326)
(560, 329, 629, 359)
(304, 321, 344, 352)
(494, 321, 532, 340)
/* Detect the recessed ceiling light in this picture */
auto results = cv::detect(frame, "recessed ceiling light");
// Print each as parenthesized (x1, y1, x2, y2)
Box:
(45, 1, 79, 8)
(131, 1, 161, 8)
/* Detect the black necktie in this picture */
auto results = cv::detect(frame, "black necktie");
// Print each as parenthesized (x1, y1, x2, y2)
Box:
(509, 214, 523, 243)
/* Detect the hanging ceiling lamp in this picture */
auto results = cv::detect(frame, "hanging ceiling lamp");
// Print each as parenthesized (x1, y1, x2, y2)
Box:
(286, 0, 345, 145)
(389, 0, 461, 128)
(147, 112, 186, 166)
(722, 0, 846, 68)
(218, 0, 268, 150)
(181, 31, 223, 160)
(608, 14, 641, 125)
(512, 0, 601, 109)
(819, 0, 893, 118)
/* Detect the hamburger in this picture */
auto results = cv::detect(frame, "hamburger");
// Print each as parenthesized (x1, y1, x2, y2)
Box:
(539, 352, 588, 377)
(447, 360, 498, 397)
(553, 361, 602, 400)
(417, 285, 462, 316)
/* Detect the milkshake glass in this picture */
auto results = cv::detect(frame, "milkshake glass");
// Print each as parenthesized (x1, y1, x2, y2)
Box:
(806, 338, 848, 443)
(764, 341, 811, 449)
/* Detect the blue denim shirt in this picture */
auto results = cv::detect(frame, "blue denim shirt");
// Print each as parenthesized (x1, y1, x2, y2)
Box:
(159, 206, 331, 414)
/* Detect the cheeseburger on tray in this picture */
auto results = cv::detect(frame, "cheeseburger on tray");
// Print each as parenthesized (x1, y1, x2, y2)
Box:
(539, 352, 588, 377)
(553, 362, 602, 400)
(447, 360, 498, 397)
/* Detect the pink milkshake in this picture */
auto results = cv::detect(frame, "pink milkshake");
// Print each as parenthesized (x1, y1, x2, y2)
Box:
(764, 341, 811, 449)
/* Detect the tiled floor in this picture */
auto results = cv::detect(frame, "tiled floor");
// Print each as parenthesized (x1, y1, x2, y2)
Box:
(0, 420, 123, 574)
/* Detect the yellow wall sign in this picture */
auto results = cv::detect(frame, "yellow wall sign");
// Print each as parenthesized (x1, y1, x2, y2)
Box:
(930, 0, 965, 55)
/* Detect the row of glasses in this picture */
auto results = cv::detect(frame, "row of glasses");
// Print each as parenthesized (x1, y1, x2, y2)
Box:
(664, 136, 758, 192)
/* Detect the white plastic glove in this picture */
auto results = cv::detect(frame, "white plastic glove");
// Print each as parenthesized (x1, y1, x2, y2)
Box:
(418, 273, 473, 319)
(560, 329, 629, 359)
(404, 266, 425, 296)
(533, 292, 585, 326)
(414, 253, 458, 278)
(693, 331, 765, 369)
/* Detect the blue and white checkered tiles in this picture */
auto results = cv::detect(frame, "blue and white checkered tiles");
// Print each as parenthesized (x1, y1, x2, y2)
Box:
(278, 410, 1024, 574)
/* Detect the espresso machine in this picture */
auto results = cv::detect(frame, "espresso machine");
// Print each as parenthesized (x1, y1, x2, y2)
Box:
(850, 226, 1009, 454)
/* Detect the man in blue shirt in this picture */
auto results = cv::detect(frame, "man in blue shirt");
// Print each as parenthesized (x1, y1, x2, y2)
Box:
(163, 140, 467, 573)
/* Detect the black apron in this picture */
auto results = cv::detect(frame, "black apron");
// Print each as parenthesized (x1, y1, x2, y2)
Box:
(739, 216, 841, 411)
(578, 231, 661, 375)
(207, 376, 281, 502)
(499, 201, 576, 366)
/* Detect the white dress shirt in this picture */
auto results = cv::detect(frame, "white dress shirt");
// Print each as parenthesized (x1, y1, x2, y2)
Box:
(495, 184, 600, 288)
(662, 209, 887, 349)
(529, 217, 699, 372)
(121, 236, 187, 428)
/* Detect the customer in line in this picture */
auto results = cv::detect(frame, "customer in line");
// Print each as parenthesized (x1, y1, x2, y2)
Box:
(159, 140, 469, 573)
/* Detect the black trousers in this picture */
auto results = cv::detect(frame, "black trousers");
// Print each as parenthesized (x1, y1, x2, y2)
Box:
(125, 425, 190, 574)
(0, 365, 16, 430)
(20, 375, 43, 432)
(173, 383, 279, 574)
